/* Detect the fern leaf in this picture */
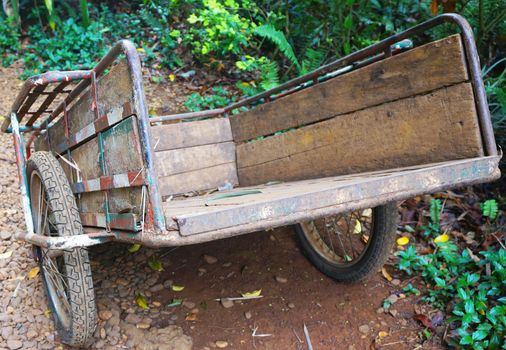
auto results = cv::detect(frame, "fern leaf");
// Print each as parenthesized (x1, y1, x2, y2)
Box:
(429, 199, 442, 227)
(481, 199, 498, 220)
(259, 59, 280, 91)
(254, 24, 300, 71)
(301, 48, 324, 74)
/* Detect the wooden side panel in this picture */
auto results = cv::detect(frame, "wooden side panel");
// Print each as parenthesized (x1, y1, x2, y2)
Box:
(151, 118, 232, 151)
(159, 163, 238, 196)
(32, 60, 146, 229)
(155, 142, 235, 177)
(152, 117, 238, 197)
(237, 83, 483, 186)
(230, 35, 469, 141)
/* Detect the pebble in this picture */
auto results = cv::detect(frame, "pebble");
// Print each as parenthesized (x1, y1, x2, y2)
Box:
(215, 340, 229, 348)
(287, 303, 295, 309)
(203, 255, 218, 264)
(115, 278, 128, 286)
(99, 310, 113, 321)
(376, 307, 385, 314)
(358, 325, 370, 334)
(100, 327, 106, 339)
(182, 301, 196, 309)
(136, 323, 150, 329)
(391, 279, 401, 286)
(386, 294, 399, 304)
(220, 298, 234, 309)
(275, 276, 288, 283)
(389, 309, 399, 317)
(1, 231, 11, 240)
(163, 280, 173, 289)
(149, 284, 164, 293)
(244, 311, 252, 320)
(222, 262, 232, 267)
(6, 340, 23, 350)
(125, 314, 143, 324)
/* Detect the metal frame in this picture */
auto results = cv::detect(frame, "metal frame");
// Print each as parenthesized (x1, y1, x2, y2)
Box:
(3, 14, 500, 250)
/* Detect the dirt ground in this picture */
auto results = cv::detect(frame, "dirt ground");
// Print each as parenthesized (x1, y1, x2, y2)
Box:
(0, 64, 444, 350)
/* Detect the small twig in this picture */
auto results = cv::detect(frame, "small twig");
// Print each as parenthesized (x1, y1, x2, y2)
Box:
(293, 328, 303, 343)
(491, 233, 506, 250)
(303, 324, 313, 350)
(251, 325, 272, 337)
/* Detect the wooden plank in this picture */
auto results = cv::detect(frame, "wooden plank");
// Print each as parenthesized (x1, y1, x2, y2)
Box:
(163, 156, 500, 236)
(151, 118, 233, 151)
(154, 142, 236, 177)
(230, 34, 469, 142)
(159, 162, 238, 196)
(237, 83, 483, 186)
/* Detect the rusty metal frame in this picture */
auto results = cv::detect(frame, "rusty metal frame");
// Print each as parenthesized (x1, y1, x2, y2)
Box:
(151, 13, 497, 157)
(3, 41, 165, 234)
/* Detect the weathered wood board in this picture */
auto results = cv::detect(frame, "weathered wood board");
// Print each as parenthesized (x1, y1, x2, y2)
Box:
(159, 163, 238, 196)
(152, 118, 239, 197)
(151, 118, 233, 151)
(229, 34, 469, 142)
(163, 156, 500, 236)
(237, 83, 483, 186)
(154, 142, 235, 177)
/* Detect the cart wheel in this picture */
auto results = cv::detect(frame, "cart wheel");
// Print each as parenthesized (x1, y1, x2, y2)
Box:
(294, 203, 397, 282)
(27, 151, 96, 347)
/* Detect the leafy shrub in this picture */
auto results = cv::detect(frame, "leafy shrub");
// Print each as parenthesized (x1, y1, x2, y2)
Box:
(22, 18, 109, 78)
(185, 0, 257, 58)
(396, 199, 506, 348)
(184, 86, 236, 112)
(0, 17, 20, 67)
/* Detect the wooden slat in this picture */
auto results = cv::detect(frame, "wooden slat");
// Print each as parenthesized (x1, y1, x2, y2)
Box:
(151, 118, 232, 151)
(230, 34, 469, 142)
(154, 142, 236, 177)
(163, 156, 500, 236)
(237, 83, 483, 186)
(159, 163, 238, 196)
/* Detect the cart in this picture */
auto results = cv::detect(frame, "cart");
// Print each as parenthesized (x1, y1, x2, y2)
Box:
(2, 14, 501, 347)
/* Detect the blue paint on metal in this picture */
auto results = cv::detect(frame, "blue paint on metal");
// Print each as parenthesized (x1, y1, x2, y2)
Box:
(10, 113, 35, 235)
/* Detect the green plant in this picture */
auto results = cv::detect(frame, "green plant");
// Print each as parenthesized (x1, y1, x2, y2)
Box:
(0, 16, 20, 66)
(184, 86, 236, 112)
(396, 198, 506, 348)
(185, 0, 257, 58)
(22, 18, 109, 77)
(482, 59, 506, 154)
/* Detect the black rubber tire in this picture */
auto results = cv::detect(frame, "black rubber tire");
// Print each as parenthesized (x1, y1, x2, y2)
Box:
(27, 151, 96, 347)
(294, 202, 398, 283)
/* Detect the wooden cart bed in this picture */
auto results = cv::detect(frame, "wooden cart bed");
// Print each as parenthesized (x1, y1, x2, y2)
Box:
(149, 34, 500, 240)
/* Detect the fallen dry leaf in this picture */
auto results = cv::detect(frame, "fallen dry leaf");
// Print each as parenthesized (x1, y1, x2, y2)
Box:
(128, 244, 141, 253)
(171, 285, 185, 292)
(27, 266, 40, 279)
(434, 234, 449, 243)
(381, 267, 393, 282)
(241, 289, 262, 298)
(396, 236, 409, 246)
(136, 294, 149, 310)
(0, 250, 13, 259)
(185, 312, 198, 321)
